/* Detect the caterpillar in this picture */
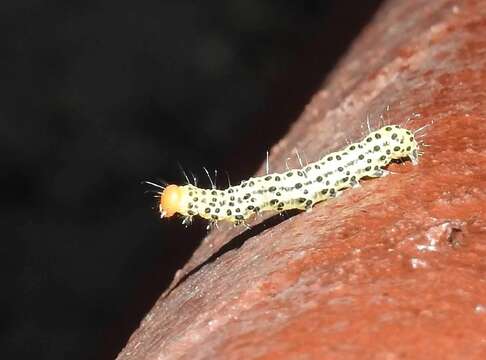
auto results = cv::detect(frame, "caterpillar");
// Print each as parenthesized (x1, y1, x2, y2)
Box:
(156, 124, 424, 226)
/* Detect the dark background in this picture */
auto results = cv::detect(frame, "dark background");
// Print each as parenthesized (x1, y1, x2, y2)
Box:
(1, 1, 383, 359)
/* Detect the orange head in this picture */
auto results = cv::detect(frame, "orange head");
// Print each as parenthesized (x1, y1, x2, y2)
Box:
(159, 184, 185, 218)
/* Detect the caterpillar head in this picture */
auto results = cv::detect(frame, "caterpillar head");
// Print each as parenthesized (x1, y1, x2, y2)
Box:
(159, 184, 187, 218)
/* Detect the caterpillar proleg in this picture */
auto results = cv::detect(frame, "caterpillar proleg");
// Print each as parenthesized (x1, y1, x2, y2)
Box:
(157, 125, 422, 226)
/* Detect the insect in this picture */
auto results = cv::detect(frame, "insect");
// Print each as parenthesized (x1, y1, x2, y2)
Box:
(154, 124, 427, 227)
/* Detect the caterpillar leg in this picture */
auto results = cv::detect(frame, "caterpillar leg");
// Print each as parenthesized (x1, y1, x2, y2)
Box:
(233, 219, 252, 230)
(305, 202, 316, 212)
(182, 216, 193, 227)
(350, 177, 361, 188)
(242, 221, 252, 230)
(373, 169, 391, 177)
(206, 221, 221, 230)
(410, 149, 420, 166)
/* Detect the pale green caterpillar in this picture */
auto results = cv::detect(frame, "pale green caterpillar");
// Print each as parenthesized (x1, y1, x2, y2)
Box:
(157, 125, 423, 225)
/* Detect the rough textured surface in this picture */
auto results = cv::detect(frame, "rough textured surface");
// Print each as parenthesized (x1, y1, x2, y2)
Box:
(118, 0, 486, 358)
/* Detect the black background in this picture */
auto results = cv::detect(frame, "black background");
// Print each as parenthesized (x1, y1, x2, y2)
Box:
(2, 1, 383, 359)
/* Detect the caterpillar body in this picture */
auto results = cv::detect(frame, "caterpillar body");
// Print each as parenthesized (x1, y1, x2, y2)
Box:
(158, 125, 420, 225)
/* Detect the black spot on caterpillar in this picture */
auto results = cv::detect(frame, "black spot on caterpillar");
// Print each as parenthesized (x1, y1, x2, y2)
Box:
(157, 125, 422, 226)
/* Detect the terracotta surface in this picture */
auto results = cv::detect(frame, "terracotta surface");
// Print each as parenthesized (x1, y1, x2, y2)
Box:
(117, 0, 486, 358)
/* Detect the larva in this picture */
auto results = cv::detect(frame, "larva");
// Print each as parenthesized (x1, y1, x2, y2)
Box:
(157, 125, 422, 226)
